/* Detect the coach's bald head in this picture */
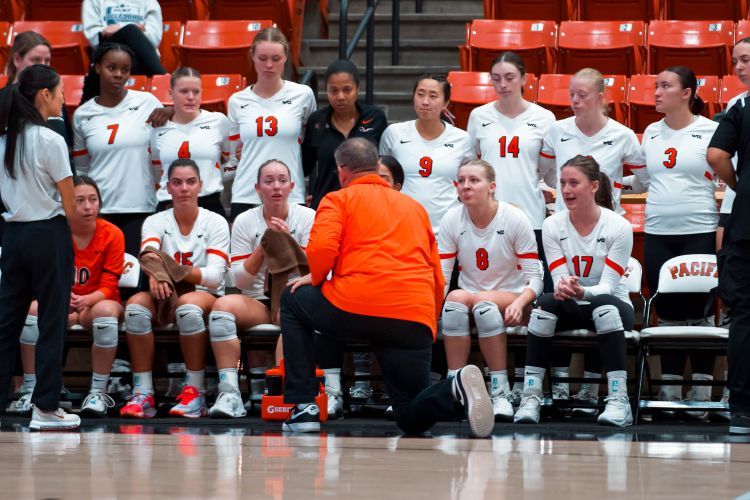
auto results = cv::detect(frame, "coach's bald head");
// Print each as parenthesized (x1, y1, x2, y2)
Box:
(335, 138, 379, 187)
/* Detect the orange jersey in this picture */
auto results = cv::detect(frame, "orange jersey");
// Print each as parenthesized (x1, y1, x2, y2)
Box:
(73, 219, 125, 302)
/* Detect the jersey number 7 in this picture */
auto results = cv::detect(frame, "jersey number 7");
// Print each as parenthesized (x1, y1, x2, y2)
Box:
(106, 124, 119, 145)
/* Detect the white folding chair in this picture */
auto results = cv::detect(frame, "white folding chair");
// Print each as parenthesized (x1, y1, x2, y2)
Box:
(119, 253, 141, 289)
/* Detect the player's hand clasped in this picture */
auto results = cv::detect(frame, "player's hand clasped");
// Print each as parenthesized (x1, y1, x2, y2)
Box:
(554, 276, 584, 301)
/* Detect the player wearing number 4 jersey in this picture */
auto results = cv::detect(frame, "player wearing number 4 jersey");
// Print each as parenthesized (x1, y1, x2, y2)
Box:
(379, 74, 474, 234)
(515, 155, 635, 428)
(439, 160, 543, 421)
(121, 160, 230, 419)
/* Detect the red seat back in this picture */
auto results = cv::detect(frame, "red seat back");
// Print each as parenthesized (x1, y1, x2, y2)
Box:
(12, 21, 88, 75)
(557, 21, 646, 76)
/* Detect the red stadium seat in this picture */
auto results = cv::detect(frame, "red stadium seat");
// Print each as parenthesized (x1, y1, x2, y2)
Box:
(159, 0, 208, 22)
(150, 73, 243, 114)
(0, 0, 23, 22)
(459, 20, 557, 75)
(160, 22, 183, 73)
(124, 75, 149, 92)
(720, 75, 747, 107)
(661, 0, 747, 21)
(577, 0, 656, 22)
(0, 21, 9, 70)
(483, 0, 573, 23)
(447, 71, 537, 130)
(0, 75, 7, 87)
(557, 21, 646, 76)
(60, 74, 84, 117)
(24, 0, 82, 21)
(174, 20, 274, 84)
(536, 73, 628, 124)
(647, 20, 734, 76)
(12, 21, 89, 75)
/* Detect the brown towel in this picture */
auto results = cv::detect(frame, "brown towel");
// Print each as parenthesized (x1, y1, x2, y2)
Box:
(261, 228, 309, 325)
(139, 248, 196, 325)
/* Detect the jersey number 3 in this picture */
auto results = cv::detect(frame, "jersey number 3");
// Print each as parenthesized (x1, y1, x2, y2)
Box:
(663, 148, 677, 169)
(572, 255, 593, 277)
(256, 116, 278, 137)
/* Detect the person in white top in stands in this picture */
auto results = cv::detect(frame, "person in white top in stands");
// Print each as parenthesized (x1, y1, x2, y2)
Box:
(227, 27, 316, 221)
(120, 159, 230, 419)
(150, 66, 235, 217)
(379, 74, 475, 235)
(628, 66, 719, 419)
(515, 155, 635, 428)
(439, 159, 543, 421)
(208, 159, 315, 418)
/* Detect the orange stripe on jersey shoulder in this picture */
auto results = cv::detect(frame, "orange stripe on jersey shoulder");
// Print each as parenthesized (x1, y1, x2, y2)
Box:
(230, 253, 252, 263)
(207, 248, 229, 263)
(516, 252, 539, 260)
(228, 134, 241, 141)
(704, 171, 713, 181)
(539, 151, 555, 159)
(439, 252, 458, 259)
(73, 149, 89, 157)
(141, 237, 160, 247)
(549, 257, 567, 271)
(613, 182, 624, 189)
(624, 163, 645, 169)
(151, 160, 162, 165)
(605, 258, 625, 276)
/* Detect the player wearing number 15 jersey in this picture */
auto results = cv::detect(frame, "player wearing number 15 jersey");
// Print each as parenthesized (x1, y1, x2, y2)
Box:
(379, 75, 474, 235)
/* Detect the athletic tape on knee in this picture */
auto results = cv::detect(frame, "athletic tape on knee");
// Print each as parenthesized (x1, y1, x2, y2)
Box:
(472, 301, 505, 338)
(176, 304, 206, 336)
(92, 316, 119, 348)
(441, 301, 470, 337)
(20, 315, 39, 346)
(208, 311, 237, 342)
(592, 304, 624, 335)
(125, 304, 153, 335)
(528, 309, 557, 338)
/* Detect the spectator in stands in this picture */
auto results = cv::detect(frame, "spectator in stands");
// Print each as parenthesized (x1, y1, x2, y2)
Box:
(82, 0, 166, 84)
(11, 176, 125, 418)
(278, 138, 494, 437)
(377, 155, 404, 191)
(379, 74, 475, 236)
(302, 59, 387, 210)
(538, 68, 644, 411)
(150, 67, 235, 217)
(515, 155, 634, 428)
(207, 159, 315, 418)
(227, 27, 316, 221)
(628, 66, 719, 419)
(0, 64, 79, 430)
(439, 159, 543, 422)
(120, 159, 230, 419)
(74, 43, 163, 256)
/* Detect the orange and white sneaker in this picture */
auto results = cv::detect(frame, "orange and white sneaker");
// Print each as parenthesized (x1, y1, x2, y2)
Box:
(120, 392, 157, 419)
(169, 386, 208, 418)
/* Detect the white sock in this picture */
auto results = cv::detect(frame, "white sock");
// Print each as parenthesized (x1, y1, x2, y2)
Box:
(133, 371, 154, 395)
(660, 373, 682, 400)
(185, 369, 206, 392)
(584, 371, 600, 397)
(552, 366, 569, 392)
(90, 372, 109, 393)
(606, 370, 628, 396)
(513, 367, 525, 391)
(489, 370, 509, 397)
(524, 366, 545, 394)
(218, 368, 239, 392)
(447, 369, 459, 379)
(323, 368, 342, 395)
(691, 373, 713, 400)
(21, 373, 36, 392)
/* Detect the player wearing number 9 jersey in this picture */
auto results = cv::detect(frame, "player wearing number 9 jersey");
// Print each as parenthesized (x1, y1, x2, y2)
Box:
(226, 28, 316, 220)
(379, 74, 474, 235)
(438, 160, 543, 421)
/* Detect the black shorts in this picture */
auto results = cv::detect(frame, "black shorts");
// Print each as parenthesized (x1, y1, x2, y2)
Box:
(719, 213, 731, 228)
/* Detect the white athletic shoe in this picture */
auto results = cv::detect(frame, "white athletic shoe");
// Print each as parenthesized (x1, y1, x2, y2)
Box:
(209, 390, 247, 418)
(491, 392, 515, 422)
(514, 393, 543, 424)
(452, 365, 494, 438)
(597, 394, 633, 427)
(80, 391, 115, 417)
(510, 387, 523, 407)
(30, 406, 81, 431)
(327, 390, 344, 420)
(349, 385, 373, 400)
(684, 387, 710, 421)
(8, 392, 32, 415)
(571, 386, 599, 417)
(552, 384, 569, 401)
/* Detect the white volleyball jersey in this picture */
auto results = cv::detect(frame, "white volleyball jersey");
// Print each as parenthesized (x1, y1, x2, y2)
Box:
(140, 207, 230, 294)
(73, 90, 162, 213)
(379, 120, 474, 234)
(632, 116, 719, 235)
(227, 81, 316, 205)
(540, 116, 645, 214)
(468, 102, 556, 229)
(438, 202, 544, 297)
(719, 91, 746, 215)
(150, 110, 234, 202)
(230, 203, 315, 299)
(543, 208, 633, 305)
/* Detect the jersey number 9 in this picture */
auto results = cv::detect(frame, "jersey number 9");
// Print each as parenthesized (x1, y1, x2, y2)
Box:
(418, 156, 433, 177)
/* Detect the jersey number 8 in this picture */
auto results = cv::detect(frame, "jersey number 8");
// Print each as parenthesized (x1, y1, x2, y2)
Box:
(476, 248, 489, 271)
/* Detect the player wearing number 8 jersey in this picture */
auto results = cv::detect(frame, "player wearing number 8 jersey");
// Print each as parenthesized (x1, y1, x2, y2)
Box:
(439, 160, 543, 421)
(379, 74, 474, 234)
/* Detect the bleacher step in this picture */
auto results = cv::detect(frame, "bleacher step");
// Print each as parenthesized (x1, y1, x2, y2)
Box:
(300, 64, 457, 93)
(303, 38, 461, 67)
(329, 0, 483, 15)
(329, 12, 473, 39)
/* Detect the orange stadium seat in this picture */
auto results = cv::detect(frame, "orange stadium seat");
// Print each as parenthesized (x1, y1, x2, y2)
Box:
(160, 22, 183, 73)
(0, 75, 7, 87)
(577, 0, 656, 22)
(647, 20, 734, 76)
(0, 0, 23, 22)
(661, 0, 747, 21)
(174, 20, 274, 84)
(60, 74, 84, 117)
(150, 73, 243, 114)
(447, 71, 538, 130)
(460, 20, 557, 76)
(737, 19, 750, 43)
(536, 73, 628, 123)
(0, 21, 9, 70)
(12, 21, 89, 75)
(159, 0, 208, 22)
(720, 75, 747, 107)
(483, 0, 574, 23)
(557, 21, 646, 76)
(23, 0, 82, 21)
(124, 75, 149, 92)
(696, 75, 720, 118)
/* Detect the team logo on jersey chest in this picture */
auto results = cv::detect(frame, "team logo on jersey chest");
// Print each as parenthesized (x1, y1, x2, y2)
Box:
(597, 237, 606, 243)
(496, 230, 505, 235)
(526, 122, 538, 128)
(200, 125, 211, 130)
(602, 140, 613, 146)
(128, 106, 140, 111)
(282, 99, 293, 105)
(444, 143, 454, 148)
(691, 134, 702, 139)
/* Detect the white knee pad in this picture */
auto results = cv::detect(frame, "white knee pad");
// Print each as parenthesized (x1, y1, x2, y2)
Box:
(592, 304, 624, 335)
(441, 301, 470, 337)
(20, 315, 39, 346)
(92, 316, 119, 348)
(472, 301, 505, 338)
(125, 304, 153, 335)
(528, 309, 557, 337)
(176, 304, 206, 336)
(209, 311, 238, 342)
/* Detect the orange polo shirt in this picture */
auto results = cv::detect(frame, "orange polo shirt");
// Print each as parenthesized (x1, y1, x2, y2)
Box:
(308, 173, 444, 337)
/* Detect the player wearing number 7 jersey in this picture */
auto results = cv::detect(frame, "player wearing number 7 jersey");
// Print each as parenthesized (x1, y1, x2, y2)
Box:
(379, 74, 474, 235)
(438, 160, 543, 422)
(515, 155, 635, 428)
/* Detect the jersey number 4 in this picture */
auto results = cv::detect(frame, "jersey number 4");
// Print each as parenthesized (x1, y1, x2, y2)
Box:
(418, 156, 433, 177)
(178, 141, 191, 159)
(476, 248, 489, 271)
(499, 136, 520, 158)
(256, 116, 278, 137)
(663, 148, 677, 169)
(572, 255, 593, 277)
(174, 252, 194, 266)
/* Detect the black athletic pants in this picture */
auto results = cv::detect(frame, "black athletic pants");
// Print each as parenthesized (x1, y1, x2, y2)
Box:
(0, 216, 73, 412)
(645, 232, 716, 376)
(104, 24, 166, 76)
(281, 285, 463, 434)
